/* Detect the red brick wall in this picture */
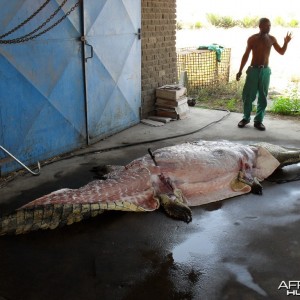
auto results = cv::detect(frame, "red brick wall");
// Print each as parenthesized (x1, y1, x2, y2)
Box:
(141, 0, 177, 118)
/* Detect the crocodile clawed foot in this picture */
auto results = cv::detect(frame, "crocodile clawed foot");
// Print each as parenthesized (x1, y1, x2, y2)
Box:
(162, 200, 192, 223)
(251, 178, 263, 195)
(159, 193, 192, 223)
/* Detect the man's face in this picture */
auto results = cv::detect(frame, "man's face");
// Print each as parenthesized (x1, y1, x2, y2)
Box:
(259, 21, 271, 34)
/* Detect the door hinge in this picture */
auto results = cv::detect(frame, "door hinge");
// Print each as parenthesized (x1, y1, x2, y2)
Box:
(135, 28, 141, 40)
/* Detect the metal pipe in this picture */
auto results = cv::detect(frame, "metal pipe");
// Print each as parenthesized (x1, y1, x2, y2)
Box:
(0, 145, 41, 176)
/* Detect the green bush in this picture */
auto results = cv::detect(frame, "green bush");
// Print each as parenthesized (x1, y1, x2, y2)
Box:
(194, 21, 202, 29)
(220, 16, 238, 28)
(272, 17, 299, 28)
(206, 13, 220, 26)
(270, 84, 300, 115)
(226, 98, 239, 111)
(271, 97, 300, 114)
(288, 19, 299, 28)
(239, 16, 259, 28)
(273, 16, 286, 27)
(205, 15, 296, 29)
(206, 13, 238, 28)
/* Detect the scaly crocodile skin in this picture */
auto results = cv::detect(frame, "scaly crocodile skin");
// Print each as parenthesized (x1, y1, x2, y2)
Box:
(0, 203, 104, 235)
(254, 142, 300, 167)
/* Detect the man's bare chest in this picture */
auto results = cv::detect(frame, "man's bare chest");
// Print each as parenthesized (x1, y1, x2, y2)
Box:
(252, 36, 273, 51)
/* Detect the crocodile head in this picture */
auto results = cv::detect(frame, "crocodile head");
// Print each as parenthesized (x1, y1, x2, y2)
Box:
(254, 142, 300, 168)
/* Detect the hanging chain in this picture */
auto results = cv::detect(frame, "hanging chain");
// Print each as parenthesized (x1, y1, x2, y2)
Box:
(12, 0, 69, 42)
(9, 0, 69, 43)
(0, 0, 51, 39)
(0, 0, 82, 44)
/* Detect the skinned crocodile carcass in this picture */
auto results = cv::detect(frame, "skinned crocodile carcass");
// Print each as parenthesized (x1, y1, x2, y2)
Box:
(1, 140, 300, 235)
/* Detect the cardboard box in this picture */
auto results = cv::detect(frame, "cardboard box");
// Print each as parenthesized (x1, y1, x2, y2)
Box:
(156, 85, 187, 100)
(156, 96, 188, 108)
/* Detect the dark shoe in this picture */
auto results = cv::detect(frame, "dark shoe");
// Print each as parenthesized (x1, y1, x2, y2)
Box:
(254, 122, 266, 131)
(238, 119, 250, 128)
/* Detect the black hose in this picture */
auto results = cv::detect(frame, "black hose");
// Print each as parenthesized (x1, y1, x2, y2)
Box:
(67, 108, 231, 157)
(0, 108, 230, 187)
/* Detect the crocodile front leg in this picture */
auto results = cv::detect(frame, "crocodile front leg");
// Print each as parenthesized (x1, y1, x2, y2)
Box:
(231, 171, 263, 195)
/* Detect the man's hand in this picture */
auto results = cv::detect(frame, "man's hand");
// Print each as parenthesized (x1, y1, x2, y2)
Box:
(284, 31, 293, 44)
(236, 71, 242, 81)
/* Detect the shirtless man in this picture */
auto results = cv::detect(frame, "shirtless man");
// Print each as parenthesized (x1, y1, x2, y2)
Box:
(236, 18, 292, 131)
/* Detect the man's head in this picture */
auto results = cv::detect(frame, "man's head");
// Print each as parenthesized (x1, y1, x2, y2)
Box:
(259, 18, 271, 34)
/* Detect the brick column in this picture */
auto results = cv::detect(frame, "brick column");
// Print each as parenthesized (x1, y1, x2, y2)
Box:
(141, 0, 178, 118)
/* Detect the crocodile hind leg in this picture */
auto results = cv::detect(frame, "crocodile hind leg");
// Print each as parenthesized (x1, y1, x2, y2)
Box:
(157, 174, 192, 223)
(159, 189, 192, 223)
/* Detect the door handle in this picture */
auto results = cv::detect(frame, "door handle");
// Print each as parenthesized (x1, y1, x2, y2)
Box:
(81, 36, 94, 62)
(85, 42, 93, 62)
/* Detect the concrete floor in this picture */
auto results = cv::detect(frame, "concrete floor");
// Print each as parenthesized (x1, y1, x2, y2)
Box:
(0, 108, 300, 300)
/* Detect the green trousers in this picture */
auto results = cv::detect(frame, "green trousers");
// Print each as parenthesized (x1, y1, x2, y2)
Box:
(242, 66, 271, 123)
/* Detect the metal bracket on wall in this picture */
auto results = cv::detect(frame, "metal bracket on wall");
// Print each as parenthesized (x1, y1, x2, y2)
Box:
(0, 145, 41, 176)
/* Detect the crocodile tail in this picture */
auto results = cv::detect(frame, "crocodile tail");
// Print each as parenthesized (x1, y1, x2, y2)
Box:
(0, 166, 160, 236)
(0, 203, 104, 236)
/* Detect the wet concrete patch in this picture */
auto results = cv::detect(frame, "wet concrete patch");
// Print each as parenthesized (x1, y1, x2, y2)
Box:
(167, 181, 300, 299)
(123, 252, 194, 300)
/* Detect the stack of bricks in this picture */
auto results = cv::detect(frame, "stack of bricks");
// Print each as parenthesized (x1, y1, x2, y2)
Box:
(155, 85, 189, 119)
(141, 0, 178, 118)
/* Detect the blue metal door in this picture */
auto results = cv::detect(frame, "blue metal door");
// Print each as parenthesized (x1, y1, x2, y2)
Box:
(0, 0, 141, 175)
(83, 0, 141, 143)
(0, 0, 86, 174)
